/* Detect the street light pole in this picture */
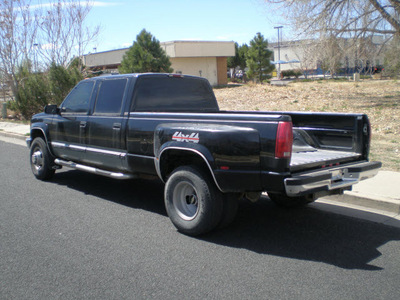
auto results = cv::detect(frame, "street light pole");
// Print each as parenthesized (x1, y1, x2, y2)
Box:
(350, 18, 358, 74)
(274, 26, 283, 79)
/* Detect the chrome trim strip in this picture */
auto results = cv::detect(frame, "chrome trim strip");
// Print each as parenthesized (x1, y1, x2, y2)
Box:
(69, 144, 86, 151)
(294, 126, 352, 133)
(51, 141, 67, 148)
(86, 146, 126, 157)
(129, 112, 282, 119)
(128, 116, 277, 125)
(126, 153, 154, 160)
(51, 142, 127, 157)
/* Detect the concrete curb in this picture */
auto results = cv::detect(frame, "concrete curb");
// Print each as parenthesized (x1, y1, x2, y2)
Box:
(323, 193, 400, 215)
(0, 130, 29, 141)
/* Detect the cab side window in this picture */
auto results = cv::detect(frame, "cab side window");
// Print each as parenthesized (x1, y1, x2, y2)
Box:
(94, 79, 127, 115)
(61, 81, 94, 113)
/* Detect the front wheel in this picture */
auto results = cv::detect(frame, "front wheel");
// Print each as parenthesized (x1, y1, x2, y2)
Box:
(30, 137, 55, 180)
(164, 166, 223, 236)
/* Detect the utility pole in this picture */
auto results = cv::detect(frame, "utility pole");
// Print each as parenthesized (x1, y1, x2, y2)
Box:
(274, 26, 283, 79)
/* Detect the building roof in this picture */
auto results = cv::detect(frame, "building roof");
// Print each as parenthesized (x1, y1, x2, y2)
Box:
(82, 40, 235, 68)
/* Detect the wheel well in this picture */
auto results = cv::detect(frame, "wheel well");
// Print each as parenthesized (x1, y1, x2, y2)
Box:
(160, 149, 212, 181)
(30, 128, 55, 158)
(31, 128, 45, 141)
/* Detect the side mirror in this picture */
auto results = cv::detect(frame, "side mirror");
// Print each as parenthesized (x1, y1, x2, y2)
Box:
(44, 104, 59, 115)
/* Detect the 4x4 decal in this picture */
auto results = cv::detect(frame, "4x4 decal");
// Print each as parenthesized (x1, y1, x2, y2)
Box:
(172, 131, 200, 143)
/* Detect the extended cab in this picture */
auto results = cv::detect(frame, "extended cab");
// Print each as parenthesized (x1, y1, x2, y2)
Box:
(27, 73, 381, 235)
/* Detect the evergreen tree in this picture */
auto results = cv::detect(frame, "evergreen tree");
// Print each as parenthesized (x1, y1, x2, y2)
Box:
(49, 61, 83, 105)
(228, 43, 249, 70)
(246, 33, 274, 83)
(9, 61, 84, 119)
(237, 44, 249, 70)
(119, 29, 173, 74)
(11, 62, 50, 119)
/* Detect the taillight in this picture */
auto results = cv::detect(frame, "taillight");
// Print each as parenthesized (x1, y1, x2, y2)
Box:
(168, 74, 184, 78)
(275, 121, 293, 159)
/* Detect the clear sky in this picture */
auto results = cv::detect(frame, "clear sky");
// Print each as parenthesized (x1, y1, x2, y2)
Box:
(84, 0, 285, 53)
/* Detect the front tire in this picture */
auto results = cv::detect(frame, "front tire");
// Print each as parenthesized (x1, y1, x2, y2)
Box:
(30, 137, 55, 180)
(164, 166, 223, 236)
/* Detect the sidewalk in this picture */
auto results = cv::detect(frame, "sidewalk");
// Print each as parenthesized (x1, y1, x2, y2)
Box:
(1, 120, 399, 218)
(0, 121, 30, 137)
(322, 171, 400, 214)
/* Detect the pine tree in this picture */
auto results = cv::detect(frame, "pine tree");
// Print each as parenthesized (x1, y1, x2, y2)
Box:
(49, 61, 83, 105)
(246, 33, 274, 83)
(119, 29, 173, 74)
(228, 43, 249, 70)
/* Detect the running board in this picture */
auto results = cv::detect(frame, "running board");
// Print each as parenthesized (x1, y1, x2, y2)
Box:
(54, 159, 136, 180)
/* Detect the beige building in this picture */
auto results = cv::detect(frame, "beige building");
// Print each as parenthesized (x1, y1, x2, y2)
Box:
(82, 41, 235, 86)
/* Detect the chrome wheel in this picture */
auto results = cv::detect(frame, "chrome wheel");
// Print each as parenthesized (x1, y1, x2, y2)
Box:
(29, 137, 55, 180)
(173, 181, 199, 221)
(31, 149, 44, 172)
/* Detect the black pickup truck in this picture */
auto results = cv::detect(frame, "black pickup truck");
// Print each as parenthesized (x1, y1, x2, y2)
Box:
(27, 73, 381, 235)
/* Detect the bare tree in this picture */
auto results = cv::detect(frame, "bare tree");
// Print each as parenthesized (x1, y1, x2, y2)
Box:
(0, 0, 99, 101)
(264, 0, 400, 38)
(37, 0, 100, 67)
(265, 1, 394, 75)
(0, 0, 38, 93)
(288, 39, 319, 78)
(317, 35, 346, 77)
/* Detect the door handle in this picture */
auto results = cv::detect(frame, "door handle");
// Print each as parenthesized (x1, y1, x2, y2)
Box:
(113, 123, 121, 130)
(80, 121, 87, 128)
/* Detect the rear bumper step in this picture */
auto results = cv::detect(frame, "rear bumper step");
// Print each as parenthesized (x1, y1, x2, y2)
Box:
(284, 161, 382, 197)
(54, 159, 135, 180)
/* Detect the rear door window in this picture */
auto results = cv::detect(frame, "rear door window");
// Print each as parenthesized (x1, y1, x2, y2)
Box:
(94, 78, 127, 115)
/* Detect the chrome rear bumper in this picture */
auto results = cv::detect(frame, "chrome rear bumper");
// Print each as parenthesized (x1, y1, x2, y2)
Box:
(284, 161, 382, 197)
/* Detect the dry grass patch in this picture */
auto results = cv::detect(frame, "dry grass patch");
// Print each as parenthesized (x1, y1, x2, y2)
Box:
(214, 80, 400, 172)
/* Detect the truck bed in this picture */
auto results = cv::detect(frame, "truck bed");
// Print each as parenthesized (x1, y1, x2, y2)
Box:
(291, 149, 361, 172)
(289, 126, 362, 172)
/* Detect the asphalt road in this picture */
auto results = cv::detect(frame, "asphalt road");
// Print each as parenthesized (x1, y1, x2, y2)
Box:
(1, 139, 400, 299)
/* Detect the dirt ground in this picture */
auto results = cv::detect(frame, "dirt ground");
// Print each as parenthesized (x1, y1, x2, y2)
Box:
(214, 79, 400, 172)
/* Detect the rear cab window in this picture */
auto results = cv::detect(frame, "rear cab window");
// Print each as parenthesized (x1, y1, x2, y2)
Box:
(132, 76, 219, 112)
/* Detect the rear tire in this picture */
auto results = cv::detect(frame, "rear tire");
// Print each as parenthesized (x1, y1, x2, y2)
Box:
(268, 192, 314, 208)
(30, 137, 55, 180)
(218, 193, 240, 229)
(164, 166, 223, 236)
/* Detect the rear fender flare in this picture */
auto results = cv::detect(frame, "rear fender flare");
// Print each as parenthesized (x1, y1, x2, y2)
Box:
(155, 143, 223, 192)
